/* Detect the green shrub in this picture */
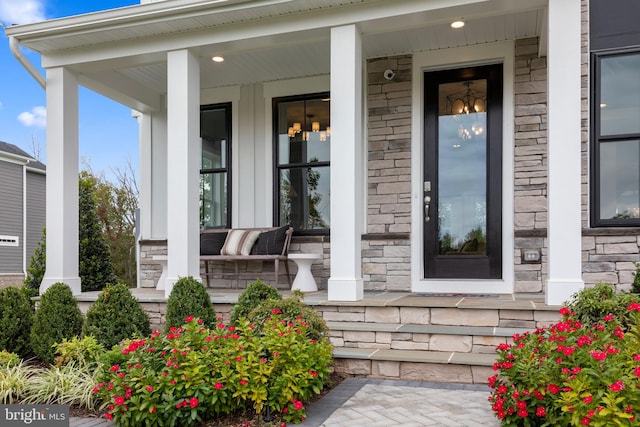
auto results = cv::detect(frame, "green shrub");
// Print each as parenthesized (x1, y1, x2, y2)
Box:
(24, 229, 46, 295)
(632, 262, 640, 294)
(490, 305, 640, 426)
(30, 283, 84, 363)
(0, 286, 33, 357)
(246, 293, 328, 341)
(79, 174, 118, 292)
(165, 276, 216, 332)
(83, 283, 150, 349)
(54, 336, 105, 370)
(96, 315, 333, 426)
(230, 278, 282, 324)
(565, 282, 640, 328)
(0, 350, 20, 369)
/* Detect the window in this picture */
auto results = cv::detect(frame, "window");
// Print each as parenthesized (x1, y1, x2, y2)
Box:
(200, 103, 231, 228)
(592, 51, 640, 226)
(273, 93, 330, 233)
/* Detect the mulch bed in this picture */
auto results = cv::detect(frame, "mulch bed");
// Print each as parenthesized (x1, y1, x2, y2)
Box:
(70, 372, 347, 426)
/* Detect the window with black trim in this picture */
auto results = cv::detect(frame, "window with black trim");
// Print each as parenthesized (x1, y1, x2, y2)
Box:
(200, 103, 231, 228)
(591, 51, 640, 226)
(273, 93, 330, 233)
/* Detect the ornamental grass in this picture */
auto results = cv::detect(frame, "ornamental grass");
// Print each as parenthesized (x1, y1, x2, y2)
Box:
(489, 304, 640, 426)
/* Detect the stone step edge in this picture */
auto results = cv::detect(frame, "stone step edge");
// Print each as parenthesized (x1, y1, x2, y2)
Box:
(333, 347, 497, 367)
(326, 321, 526, 337)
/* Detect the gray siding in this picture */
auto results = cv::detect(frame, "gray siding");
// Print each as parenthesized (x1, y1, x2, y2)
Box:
(26, 171, 46, 264)
(0, 161, 23, 273)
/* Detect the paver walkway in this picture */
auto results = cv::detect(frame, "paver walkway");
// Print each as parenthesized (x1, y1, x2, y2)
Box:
(71, 378, 498, 427)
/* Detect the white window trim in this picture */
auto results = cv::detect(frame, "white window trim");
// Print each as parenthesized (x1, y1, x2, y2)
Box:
(410, 41, 515, 294)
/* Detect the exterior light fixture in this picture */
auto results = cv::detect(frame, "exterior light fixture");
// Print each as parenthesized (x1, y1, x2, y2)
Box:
(451, 19, 465, 29)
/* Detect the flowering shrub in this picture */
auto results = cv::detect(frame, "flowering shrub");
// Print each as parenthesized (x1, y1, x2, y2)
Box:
(489, 305, 640, 426)
(95, 313, 332, 426)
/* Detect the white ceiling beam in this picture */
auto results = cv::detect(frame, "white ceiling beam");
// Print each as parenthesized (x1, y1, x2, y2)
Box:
(78, 71, 162, 112)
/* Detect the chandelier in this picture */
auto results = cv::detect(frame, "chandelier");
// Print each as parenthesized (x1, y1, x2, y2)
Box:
(288, 114, 330, 142)
(446, 81, 486, 146)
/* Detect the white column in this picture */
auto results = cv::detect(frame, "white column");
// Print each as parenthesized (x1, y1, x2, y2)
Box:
(137, 111, 152, 240)
(546, 0, 584, 305)
(41, 67, 81, 295)
(165, 49, 201, 297)
(328, 25, 364, 301)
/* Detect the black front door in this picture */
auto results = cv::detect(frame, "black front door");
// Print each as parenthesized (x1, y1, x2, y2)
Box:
(423, 64, 503, 279)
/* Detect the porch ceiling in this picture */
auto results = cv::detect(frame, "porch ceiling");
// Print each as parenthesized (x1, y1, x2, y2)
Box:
(6, 0, 546, 109)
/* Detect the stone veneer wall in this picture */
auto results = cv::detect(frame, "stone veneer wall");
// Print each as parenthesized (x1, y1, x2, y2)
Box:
(580, 0, 640, 291)
(138, 240, 167, 288)
(363, 55, 413, 292)
(0, 274, 25, 288)
(513, 37, 548, 296)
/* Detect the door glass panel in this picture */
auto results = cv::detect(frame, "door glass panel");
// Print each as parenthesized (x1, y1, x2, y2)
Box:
(437, 80, 487, 256)
(200, 172, 227, 228)
(601, 54, 640, 136)
(600, 139, 640, 219)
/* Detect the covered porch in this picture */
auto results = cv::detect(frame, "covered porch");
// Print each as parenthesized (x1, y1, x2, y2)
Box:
(5, 0, 584, 304)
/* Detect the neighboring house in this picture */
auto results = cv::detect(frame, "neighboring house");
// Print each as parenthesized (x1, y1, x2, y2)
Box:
(0, 141, 46, 287)
(4, 0, 639, 305)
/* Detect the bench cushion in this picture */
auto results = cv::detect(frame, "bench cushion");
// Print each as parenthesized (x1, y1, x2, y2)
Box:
(200, 231, 228, 255)
(221, 229, 261, 256)
(251, 225, 289, 255)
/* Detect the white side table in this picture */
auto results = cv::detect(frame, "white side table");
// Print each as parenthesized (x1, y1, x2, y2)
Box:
(289, 253, 321, 292)
(152, 255, 167, 290)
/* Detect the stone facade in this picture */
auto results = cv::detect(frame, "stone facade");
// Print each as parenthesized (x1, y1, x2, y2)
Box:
(513, 37, 548, 296)
(138, 240, 167, 288)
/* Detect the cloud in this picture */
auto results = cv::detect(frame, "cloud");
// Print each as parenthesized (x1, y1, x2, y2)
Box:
(0, 0, 46, 26)
(18, 106, 46, 128)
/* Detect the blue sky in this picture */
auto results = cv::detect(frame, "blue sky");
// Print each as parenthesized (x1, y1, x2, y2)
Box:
(0, 0, 140, 181)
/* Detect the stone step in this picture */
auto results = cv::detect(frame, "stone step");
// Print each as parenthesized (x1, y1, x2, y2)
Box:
(332, 347, 496, 384)
(333, 347, 497, 366)
(325, 321, 527, 338)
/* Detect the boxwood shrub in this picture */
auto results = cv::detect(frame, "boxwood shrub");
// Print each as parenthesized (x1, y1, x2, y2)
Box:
(230, 278, 282, 324)
(165, 276, 216, 332)
(83, 283, 151, 350)
(30, 283, 83, 363)
(0, 287, 33, 357)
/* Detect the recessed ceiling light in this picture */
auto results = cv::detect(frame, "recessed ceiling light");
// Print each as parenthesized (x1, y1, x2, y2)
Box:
(211, 56, 224, 63)
(600, 103, 607, 108)
(451, 19, 465, 29)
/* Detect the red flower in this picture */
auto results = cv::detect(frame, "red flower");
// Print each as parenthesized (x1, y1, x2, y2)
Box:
(583, 395, 592, 404)
(536, 407, 546, 417)
(146, 386, 154, 392)
(197, 318, 204, 324)
(517, 409, 528, 418)
(581, 417, 591, 425)
(109, 364, 120, 372)
(190, 397, 199, 408)
(105, 412, 113, 421)
(240, 379, 248, 386)
(294, 400, 303, 411)
(114, 396, 125, 406)
(547, 384, 560, 394)
(185, 315, 194, 323)
(150, 406, 156, 414)
(214, 382, 224, 390)
(608, 381, 625, 392)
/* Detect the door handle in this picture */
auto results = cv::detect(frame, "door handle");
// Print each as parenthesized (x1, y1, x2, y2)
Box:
(424, 196, 431, 222)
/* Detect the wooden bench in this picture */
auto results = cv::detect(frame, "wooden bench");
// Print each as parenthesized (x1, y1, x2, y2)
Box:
(200, 227, 293, 288)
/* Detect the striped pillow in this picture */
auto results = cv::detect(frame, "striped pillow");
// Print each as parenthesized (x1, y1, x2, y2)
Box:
(220, 229, 261, 256)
